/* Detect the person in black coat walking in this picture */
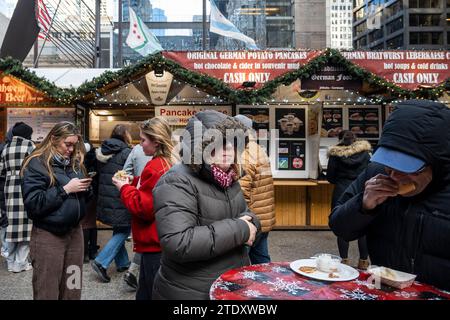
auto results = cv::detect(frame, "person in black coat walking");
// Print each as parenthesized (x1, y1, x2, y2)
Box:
(21, 121, 93, 299)
(327, 130, 371, 269)
(329, 100, 450, 291)
(91, 124, 132, 283)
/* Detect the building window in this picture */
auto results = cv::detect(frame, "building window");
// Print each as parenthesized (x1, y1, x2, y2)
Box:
(410, 32, 443, 45)
(386, 34, 403, 48)
(355, 36, 368, 48)
(410, 0, 442, 8)
(354, 22, 367, 37)
(354, 7, 366, 20)
(410, 14, 442, 26)
(369, 27, 384, 43)
(386, 16, 404, 35)
(385, 1, 403, 20)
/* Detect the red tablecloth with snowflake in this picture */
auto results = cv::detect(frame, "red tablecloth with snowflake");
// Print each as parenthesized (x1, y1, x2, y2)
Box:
(210, 262, 450, 300)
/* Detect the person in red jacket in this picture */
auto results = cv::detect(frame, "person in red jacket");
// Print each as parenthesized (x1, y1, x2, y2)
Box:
(112, 117, 175, 300)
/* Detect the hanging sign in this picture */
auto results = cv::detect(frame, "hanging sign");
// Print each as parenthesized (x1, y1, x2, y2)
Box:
(342, 51, 450, 90)
(0, 74, 50, 104)
(155, 105, 232, 126)
(145, 71, 173, 105)
(163, 51, 324, 89)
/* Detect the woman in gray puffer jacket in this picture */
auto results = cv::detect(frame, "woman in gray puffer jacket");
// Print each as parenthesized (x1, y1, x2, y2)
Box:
(152, 110, 261, 300)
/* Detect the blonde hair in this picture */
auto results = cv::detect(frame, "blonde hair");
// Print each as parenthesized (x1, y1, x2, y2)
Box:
(140, 117, 177, 167)
(21, 121, 86, 186)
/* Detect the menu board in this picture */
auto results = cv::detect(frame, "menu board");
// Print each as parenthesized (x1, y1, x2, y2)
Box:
(277, 140, 306, 171)
(7, 108, 75, 142)
(275, 108, 306, 139)
(348, 107, 380, 139)
(238, 107, 270, 138)
(321, 107, 343, 138)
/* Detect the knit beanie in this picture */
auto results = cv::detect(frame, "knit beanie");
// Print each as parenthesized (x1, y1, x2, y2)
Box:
(12, 122, 33, 140)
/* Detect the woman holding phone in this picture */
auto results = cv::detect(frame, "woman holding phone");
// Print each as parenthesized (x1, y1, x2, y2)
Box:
(21, 121, 93, 300)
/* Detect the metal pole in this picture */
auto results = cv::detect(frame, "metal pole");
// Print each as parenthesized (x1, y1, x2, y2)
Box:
(202, 0, 207, 50)
(118, 0, 123, 67)
(95, 0, 101, 67)
(34, 0, 63, 68)
(33, 40, 38, 67)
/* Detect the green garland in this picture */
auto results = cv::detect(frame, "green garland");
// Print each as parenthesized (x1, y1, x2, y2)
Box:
(1, 49, 449, 106)
(0, 56, 74, 105)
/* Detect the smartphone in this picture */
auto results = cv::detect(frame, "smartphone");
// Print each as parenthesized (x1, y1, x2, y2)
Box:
(87, 171, 97, 178)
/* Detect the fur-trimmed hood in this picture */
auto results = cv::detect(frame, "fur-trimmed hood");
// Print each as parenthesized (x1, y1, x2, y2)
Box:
(328, 140, 372, 158)
(96, 148, 114, 163)
(96, 138, 129, 163)
(180, 110, 245, 181)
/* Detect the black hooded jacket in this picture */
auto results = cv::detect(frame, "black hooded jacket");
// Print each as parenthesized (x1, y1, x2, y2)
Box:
(329, 100, 450, 290)
(327, 140, 371, 208)
(96, 138, 131, 227)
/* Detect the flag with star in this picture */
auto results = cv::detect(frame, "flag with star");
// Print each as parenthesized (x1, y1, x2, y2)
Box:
(126, 7, 163, 56)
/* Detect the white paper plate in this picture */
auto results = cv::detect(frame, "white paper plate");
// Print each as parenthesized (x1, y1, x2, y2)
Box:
(290, 259, 359, 282)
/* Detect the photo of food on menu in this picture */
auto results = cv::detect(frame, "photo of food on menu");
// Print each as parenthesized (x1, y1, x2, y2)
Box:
(348, 108, 380, 138)
(277, 140, 306, 171)
(321, 108, 343, 138)
(275, 108, 306, 139)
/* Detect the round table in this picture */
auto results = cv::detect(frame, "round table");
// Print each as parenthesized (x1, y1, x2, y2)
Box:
(210, 262, 450, 300)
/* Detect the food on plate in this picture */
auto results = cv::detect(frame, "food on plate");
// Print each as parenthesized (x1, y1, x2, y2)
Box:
(114, 170, 128, 181)
(365, 126, 378, 134)
(316, 254, 341, 273)
(365, 113, 378, 121)
(398, 182, 416, 195)
(299, 266, 317, 273)
(321, 128, 328, 137)
(349, 113, 364, 121)
(328, 272, 339, 279)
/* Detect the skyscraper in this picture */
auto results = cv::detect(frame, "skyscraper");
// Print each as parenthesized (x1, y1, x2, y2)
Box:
(353, 0, 450, 49)
(326, 0, 353, 49)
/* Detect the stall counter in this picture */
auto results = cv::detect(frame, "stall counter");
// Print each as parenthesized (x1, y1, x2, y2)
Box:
(273, 179, 334, 229)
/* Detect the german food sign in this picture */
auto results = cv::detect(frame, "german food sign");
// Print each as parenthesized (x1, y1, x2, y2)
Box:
(342, 51, 450, 90)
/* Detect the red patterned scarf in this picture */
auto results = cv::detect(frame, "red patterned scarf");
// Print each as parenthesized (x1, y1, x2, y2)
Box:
(211, 165, 236, 188)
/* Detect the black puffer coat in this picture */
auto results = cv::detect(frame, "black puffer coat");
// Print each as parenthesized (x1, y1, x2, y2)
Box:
(329, 100, 450, 290)
(327, 140, 371, 208)
(152, 110, 262, 300)
(22, 157, 92, 236)
(96, 138, 131, 227)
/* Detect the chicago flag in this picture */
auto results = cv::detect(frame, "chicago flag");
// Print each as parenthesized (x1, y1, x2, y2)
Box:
(126, 7, 163, 56)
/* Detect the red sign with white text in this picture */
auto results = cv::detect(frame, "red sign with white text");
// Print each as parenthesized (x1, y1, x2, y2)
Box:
(163, 51, 324, 89)
(0, 73, 50, 104)
(342, 51, 450, 90)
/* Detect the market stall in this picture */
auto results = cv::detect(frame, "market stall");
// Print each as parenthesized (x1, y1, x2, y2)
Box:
(38, 49, 450, 229)
(0, 58, 74, 142)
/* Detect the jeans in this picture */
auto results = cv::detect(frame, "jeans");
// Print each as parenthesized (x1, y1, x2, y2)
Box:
(0, 227, 8, 258)
(6, 241, 30, 272)
(249, 232, 271, 264)
(95, 226, 131, 270)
